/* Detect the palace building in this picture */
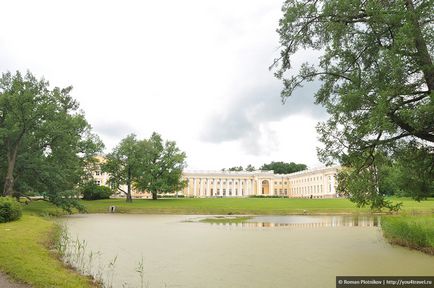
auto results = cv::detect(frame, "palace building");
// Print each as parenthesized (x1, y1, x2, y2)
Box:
(91, 159, 340, 199)
(182, 166, 340, 199)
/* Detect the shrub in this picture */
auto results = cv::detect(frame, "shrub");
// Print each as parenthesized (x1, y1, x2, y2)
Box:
(0, 197, 22, 223)
(81, 182, 113, 200)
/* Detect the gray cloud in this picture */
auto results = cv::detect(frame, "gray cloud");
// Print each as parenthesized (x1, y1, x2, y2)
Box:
(201, 80, 327, 154)
(94, 121, 135, 140)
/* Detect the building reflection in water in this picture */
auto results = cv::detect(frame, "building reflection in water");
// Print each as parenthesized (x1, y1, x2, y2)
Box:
(204, 215, 381, 229)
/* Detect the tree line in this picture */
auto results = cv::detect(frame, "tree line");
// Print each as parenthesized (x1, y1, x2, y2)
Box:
(222, 161, 307, 174)
(0, 71, 186, 210)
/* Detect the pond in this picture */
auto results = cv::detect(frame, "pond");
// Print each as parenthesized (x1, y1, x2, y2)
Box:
(62, 214, 434, 288)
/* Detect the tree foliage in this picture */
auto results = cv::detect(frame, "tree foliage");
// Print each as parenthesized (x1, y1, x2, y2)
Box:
(103, 133, 187, 201)
(275, 0, 434, 209)
(245, 164, 256, 172)
(0, 71, 103, 212)
(135, 132, 187, 200)
(260, 161, 307, 174)
(379, 143, 434, 200)
(102, 134, 144, 203)
(227, 166, 244, 171)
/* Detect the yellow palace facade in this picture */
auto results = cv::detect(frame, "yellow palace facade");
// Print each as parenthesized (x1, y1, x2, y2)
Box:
(181, 166, 340, 199)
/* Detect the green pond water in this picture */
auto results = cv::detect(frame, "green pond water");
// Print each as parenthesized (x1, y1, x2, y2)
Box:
(62, 214, 434, 288)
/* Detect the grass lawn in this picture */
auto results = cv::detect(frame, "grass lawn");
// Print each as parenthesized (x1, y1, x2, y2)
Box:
(0, 215, 97, 288)
(22, 197, 434, 216)
(81, 197, 434, 215)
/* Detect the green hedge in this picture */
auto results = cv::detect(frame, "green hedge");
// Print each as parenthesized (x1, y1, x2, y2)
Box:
(0, 197, 22, 223)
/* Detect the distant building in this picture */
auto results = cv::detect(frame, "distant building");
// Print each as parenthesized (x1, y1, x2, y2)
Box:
(182, 166, 340, 199)
(90, 156, 340, 199)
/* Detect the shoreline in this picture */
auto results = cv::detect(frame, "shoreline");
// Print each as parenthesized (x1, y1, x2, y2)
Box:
(1, 198, 433, 287)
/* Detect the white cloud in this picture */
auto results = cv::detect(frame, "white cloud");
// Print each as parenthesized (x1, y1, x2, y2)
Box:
(0, 0, 327, 169)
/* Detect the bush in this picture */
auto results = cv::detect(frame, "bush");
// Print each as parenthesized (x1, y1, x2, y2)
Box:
(0, 197, 22, 223)
(81, 182, 113, 200)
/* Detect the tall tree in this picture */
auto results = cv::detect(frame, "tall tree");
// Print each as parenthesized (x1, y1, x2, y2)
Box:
(274, 0, 433, 209)
(135, 132, 187, 200)
(102, 134, 143, 203)
(0, 71, 103, 211)
(260, 161, 307, 174)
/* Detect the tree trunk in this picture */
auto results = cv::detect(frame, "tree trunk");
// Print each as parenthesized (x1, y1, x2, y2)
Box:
(3, 146, 18, 197)
(126, 192, 132, 203)
(152, 192, 157, 200)
(126, 166, 132, 203)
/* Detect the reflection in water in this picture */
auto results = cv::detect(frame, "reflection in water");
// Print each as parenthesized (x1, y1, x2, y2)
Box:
(204, 215, 380, 228)
(63, 214, 434, 288)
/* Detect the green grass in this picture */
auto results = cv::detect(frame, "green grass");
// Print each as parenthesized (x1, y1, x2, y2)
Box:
(0, 215, 97, 288)
(68, 197, 434, 215)
(199, 216, 252, 224)
(382, 215, 434, 255)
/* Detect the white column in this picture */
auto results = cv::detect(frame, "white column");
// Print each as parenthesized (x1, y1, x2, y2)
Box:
(199, 178, 203, 197)
(206, 178, 210, 197)
(226, 179, 230, 197)
(187, 178, 190, 196)
(213, 178, 217, 197)
(247, 179, 251, 195)
(331, 174, 336, 195)
(232, 179, 236, 197)
(257, 180, 262, 195)
(270, 180, 274, 196)
(239, 179, 242, 197)
(193, 178, 197, 197)
(219, 178, 223, 196)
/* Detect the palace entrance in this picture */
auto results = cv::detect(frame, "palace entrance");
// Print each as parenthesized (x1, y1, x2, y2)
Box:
(261, 180, 270, 195)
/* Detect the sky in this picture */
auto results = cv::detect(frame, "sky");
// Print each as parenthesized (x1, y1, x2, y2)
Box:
(0, 0, 328, 170)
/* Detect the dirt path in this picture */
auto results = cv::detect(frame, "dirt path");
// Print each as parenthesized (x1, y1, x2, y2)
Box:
(0, 272, 31, 288)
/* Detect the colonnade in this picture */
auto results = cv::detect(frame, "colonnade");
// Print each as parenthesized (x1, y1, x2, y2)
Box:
(181, 167, 339, 198)
(187, 178, 257, 197)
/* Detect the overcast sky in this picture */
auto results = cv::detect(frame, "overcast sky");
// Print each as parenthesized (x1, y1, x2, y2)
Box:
(1, 0, 328, 170)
